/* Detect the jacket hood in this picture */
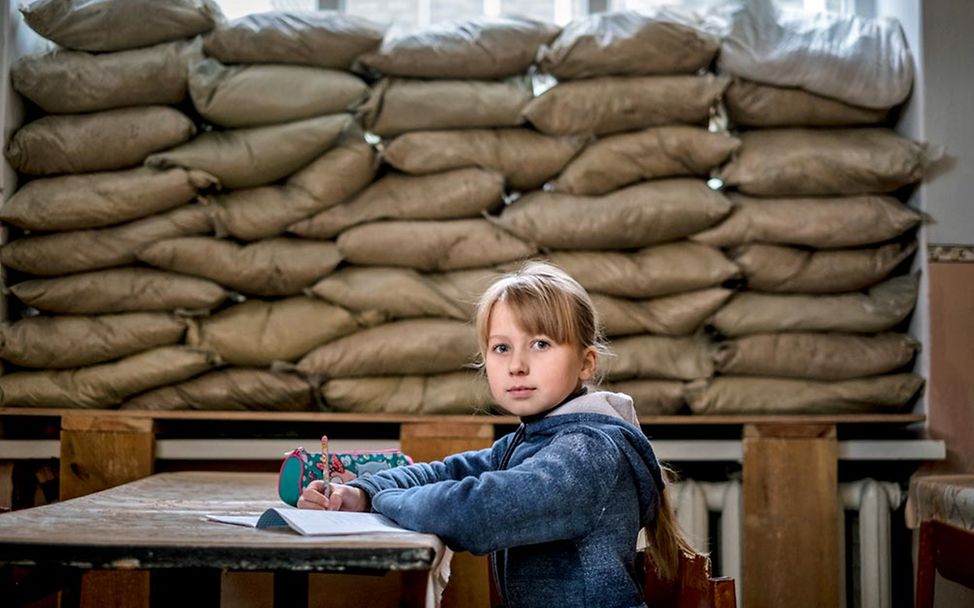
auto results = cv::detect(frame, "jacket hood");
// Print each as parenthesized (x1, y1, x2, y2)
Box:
(531, 390, 665, 527)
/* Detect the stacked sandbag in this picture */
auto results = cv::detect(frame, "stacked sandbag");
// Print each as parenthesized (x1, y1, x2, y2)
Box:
(686, 6, 926, 415)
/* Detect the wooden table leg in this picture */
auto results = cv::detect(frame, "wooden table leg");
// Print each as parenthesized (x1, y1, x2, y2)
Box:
(915, 521, 935, 608)
(743, 424, 839, 608)
(401, 422, 494, 608)
(60, 414, 155, 608)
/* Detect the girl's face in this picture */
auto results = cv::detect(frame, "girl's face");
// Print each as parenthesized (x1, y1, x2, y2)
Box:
(484, 300, 597, 417)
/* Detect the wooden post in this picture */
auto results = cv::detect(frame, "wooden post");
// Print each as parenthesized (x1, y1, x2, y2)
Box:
(743, 424, 839, 608)
(60, 413, 155, 608)
(401, 421, 494, 608)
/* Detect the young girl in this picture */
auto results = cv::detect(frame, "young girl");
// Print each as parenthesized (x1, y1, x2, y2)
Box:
(298, 261, 690, 607)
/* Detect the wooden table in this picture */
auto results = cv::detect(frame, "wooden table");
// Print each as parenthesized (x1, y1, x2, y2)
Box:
(0, 471, 449, 608)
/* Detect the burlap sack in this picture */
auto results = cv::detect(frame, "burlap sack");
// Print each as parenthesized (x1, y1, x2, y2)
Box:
(11, 268, 228, 314)
(593, 289, 733, 337)
(120, 368, 312, 411)
(714, 332, 919, 380)
(323, 371, 493, 415)
(202, 11, 384, 69)
(522, 74, 729, 136)
(211, 139, 375, 241)
(137, 237, 341, 296)
(189, 58, 369, 128)
(358, 16, 559, 79)
(725, 79, 889, 128)
(731, 241, 917, 293)
(547, 242, 740, 298)
(298, 318, 478, 378)
(685, 373, 924, 415)
(361, 78, 532, 137)
(0, 313, 186, 369)
(603, 380, 685, 416)
(551, 126, 740, 195)
(187, 297, 361, 367)
(6, 106, 195, 175)
(537, 9, 718, 79)
(0, 204, 211, 276)
(0, 345, 219, 409)
(309, 267, 498, 321)
(603, 335, 714, 381)
(0, 167, 217, 231)
(382, 128, 584, 191)
(337, 219, 537, 272)
(718, 129, 927, 196)
(21, 0, 222, 52)
(710, 273, 919, 337)
(11, 39, 201, 114)
(494, 179, 731, 250)
(690, 193, 922, 249)
(145, 114, 354, 189)
(289, 168, 504, 239)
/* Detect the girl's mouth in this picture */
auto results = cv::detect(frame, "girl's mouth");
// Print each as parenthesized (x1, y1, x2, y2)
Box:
(507, 386, 535, 398)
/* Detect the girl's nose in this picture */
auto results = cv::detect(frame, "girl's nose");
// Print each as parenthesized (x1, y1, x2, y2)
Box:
(509, 351, 528, 375)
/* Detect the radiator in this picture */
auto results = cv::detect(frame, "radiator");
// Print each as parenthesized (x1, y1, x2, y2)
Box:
(667, 478, 903, 608)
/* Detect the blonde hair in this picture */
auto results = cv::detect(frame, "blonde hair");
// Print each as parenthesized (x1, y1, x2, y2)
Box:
(474, 261, 606, 361)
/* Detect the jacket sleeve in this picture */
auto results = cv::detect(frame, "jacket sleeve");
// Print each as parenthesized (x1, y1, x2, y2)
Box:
(347, 443, 500, 498)
(369, 429, 623, 555)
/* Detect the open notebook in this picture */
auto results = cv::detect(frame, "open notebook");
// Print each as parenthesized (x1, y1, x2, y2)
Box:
(207, 508, 410, 536)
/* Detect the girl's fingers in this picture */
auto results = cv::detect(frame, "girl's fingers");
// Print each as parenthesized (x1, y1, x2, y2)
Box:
(297, 483, 329, 510)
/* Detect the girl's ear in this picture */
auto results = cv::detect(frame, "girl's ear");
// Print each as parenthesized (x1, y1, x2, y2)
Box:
(578, 346, 598, 381)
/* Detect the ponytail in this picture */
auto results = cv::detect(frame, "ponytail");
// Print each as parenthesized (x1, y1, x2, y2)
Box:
(644, 465, 697, 582)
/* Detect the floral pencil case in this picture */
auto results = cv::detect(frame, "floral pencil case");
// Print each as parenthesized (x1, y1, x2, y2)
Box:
(278, 437, 412, 506)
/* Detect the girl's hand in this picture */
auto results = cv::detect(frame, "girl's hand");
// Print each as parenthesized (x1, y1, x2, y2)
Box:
(297, 480, 369, 512)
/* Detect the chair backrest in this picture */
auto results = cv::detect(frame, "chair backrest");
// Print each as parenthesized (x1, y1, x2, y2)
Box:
(641, 549, 737, 608)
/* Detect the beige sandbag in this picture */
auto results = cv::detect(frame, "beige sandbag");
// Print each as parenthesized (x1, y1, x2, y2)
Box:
(11, 268, 228, 314)
(522, 74, 729, 136)
(547, 242, 739, 298)
(289, 168, 504, 239)
(685, 374, 924, 415)
(309, 267, 498, 321)
(120, 368, 312, 411)
(551, 126, 740, 195)
(6, 106, 195, 175)
(690, 193, 922, 249)
(298, 318, 478, 378)
(718, 128, 927, 196)
(714, 332, 919, 380)
(323, 371, 492, 415)
(0, 205, 211, 276)
(212, 139, 376, 241)
(725, 79, 889, 128)
(603, 335, 714, 381)
(593, 289, 733, 337)
(603, 379, 685, 416)
(361, 78, 531, 137)
(11, 39, 201, 114)
(137, 237, 341, 296)
(0, 345, 219, 409)
(337, 219, 537, 271)
(0, 167, 217, 231)
(710, 273, 919, 337)
(538, 9, 718, 79)
(187, 297, 361, 367)
(0, 313, 186, 369)
(145, 114, 354, 189)
(382, 128, 584, 191)
(21, 0, 222, 52)
(494, 179, 731, 250)
(202, 11, 384, 69)
(189, 58, 369, 128)
(358, 16, 559, 79)
(731, 241, 917, 293)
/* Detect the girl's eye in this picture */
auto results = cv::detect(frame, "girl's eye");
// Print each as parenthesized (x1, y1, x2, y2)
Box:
(532, 339, 550, 350)
(491, 344, 509, 354)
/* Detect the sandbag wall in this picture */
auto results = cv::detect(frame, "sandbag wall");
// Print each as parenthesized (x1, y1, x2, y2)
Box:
(0, 3, 926, 416)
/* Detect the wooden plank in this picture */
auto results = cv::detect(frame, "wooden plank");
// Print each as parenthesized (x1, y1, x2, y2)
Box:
(743, 423, 839, 608)
(60, 414, 153, 433)
(79, 571, 149, 608)
(0, 461, 12, 512)
(401, 421, 494, 608)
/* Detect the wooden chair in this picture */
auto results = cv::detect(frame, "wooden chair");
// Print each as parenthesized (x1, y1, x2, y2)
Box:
(641, 549, 737, 608)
